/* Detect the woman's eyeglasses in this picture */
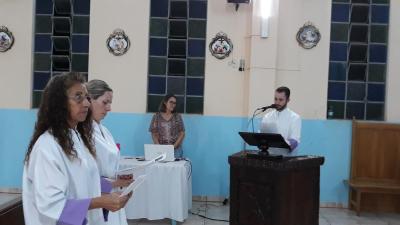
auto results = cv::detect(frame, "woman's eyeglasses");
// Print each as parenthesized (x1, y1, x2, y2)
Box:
(69, 94, 91, 103)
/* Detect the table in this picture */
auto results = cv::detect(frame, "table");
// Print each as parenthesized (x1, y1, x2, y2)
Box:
(119, 157, 192, 222)
(0, 188, 24, 225)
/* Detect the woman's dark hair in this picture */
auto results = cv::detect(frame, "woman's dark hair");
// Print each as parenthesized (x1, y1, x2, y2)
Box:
(158, 94, 177, 113)
(86, 79, 113, 100)
(25, 72, 95, 163)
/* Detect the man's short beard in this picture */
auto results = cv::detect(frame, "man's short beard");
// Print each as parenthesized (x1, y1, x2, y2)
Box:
(277, 103, 287, 112)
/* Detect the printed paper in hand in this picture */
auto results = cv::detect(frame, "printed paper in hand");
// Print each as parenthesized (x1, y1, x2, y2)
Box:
(120, 174, 146, 197)
(117, 153, 166, 176)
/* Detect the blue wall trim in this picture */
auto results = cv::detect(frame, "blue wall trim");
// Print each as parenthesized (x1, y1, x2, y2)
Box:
(0, 109, 352, 205)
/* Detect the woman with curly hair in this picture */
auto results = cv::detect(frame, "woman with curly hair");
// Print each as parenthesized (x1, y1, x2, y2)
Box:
(22, 72, 131, 225)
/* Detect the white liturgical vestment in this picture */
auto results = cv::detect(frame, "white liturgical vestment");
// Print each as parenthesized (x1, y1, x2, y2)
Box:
(22, 129, 105, 225)
(260, 108, 301, 155)
(93, 121, 128, 225)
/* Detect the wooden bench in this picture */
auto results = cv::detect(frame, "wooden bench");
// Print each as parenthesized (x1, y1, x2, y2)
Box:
(349, 179, 400, 216)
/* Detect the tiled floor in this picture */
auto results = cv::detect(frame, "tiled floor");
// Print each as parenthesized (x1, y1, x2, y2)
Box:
(128, 201, 400, 225)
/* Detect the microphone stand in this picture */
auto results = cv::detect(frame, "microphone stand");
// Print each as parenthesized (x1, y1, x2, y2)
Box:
(251, 108, 264, 133)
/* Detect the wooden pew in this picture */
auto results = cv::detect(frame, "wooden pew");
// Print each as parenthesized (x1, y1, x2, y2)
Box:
(349, 121, 400, 215)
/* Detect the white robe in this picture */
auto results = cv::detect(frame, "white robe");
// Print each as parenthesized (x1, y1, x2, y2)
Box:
(260, 108, 301, 155)
(22, 130, 106, 225)
(93, 121, 128, 225)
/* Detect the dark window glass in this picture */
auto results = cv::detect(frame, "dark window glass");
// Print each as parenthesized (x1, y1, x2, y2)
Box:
(369, 45, 387, 63)
(148, 76, 166, 94)
(366, 103, 384, 120)
(71, 54, 88, 72)
(73, 16, 90, 34)
(151, 0, 168, 17)
(187, 58, 205, 77)
(329, 62, 347, 81)
(348, 64, 366, 81)
(329, 43, 347, 61)
(36, 15, 52, 33)
(147, 95, 164, 112)
(372, 0, 389, 3)
(188, 39, 205, 57)
(53, 17, 71, 36)
(150, 19, 168, 37)
(347, 83, 365, 101)
(367, 84, 385, 101)
(34, 53, 51, 71)
(169, 40, 187, 58)
(33, 72, 51, 90)
(331, 4, 350, 22)
(52, 55, 70, 71)
(36, 0, 53, 14)
(32, 91, 44, 108)
(169, 20, 187, 38)
(168, 59, 186, 76)
(328, 82, 346, 100)
(368, 64, 386, 82)
(186, 78, 204, 96)
(186, 97, 203, 114)
(189, 20, 207, 38)
(327, 101, 345, 119)
(371, 5, 389, 23)
(167, 77, 185, 95)
(73, 0, 90, 15)
(346, 102, 365, 119)
(170, 1, 187, 19)
(349, 44, 367, 62)
(330, 23, 348, 42)
(351, 0, 369, 3)
(54, 0, 71, 15)
(349, 25, 368, 43)
(370, 25, 388, 43)
(149, 38, 167, 56)
(333, 0, 350, 2)
(189, 1, 207, 19)
(174, 96, 185, 113)
(71, 35, 89, 53)
(35, 35, 52, 52)
(52, 36, 70, 55)
(350, 5, 369, 23)
(149, 57, 167, 75)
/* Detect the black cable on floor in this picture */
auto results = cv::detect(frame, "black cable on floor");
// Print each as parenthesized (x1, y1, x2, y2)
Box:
(189, 210, 229, 222)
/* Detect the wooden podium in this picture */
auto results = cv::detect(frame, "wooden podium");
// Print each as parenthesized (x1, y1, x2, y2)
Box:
(229, 150, 324, 225)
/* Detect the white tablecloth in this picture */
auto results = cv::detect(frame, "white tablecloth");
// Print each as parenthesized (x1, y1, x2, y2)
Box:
(119, 157, 192, 222)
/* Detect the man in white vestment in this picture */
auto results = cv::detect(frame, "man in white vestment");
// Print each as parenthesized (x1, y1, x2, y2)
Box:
(260, 86, 301, 155)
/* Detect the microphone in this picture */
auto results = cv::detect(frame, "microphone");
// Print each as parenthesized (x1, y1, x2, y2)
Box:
(257, 104, 277, 112)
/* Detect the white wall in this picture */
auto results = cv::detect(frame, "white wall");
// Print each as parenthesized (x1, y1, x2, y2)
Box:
(0, 0, 399, 121)
(245, 0, 331, 119)
(203, 1, 251, 116)
(89, 0, 150, 113)
(0, 0, 34, 109)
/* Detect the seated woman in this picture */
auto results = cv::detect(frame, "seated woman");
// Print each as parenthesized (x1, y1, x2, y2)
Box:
(149, 94, 185, 158)
(86, 79, 132, 225)
(23, 72, 131, 225)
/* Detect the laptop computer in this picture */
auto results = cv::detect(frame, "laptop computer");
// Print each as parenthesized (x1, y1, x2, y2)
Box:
(144, 144, 175, 162)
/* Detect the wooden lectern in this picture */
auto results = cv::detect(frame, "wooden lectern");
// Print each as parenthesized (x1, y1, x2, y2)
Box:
(229, 150, 324, 225)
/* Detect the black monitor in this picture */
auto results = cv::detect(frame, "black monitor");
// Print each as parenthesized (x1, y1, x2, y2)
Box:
(239, 132, 290, 158)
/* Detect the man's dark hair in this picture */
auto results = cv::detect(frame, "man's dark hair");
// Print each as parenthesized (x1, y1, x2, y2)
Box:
(276, 86, 290, 99)
(25, 72, 95, 164)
